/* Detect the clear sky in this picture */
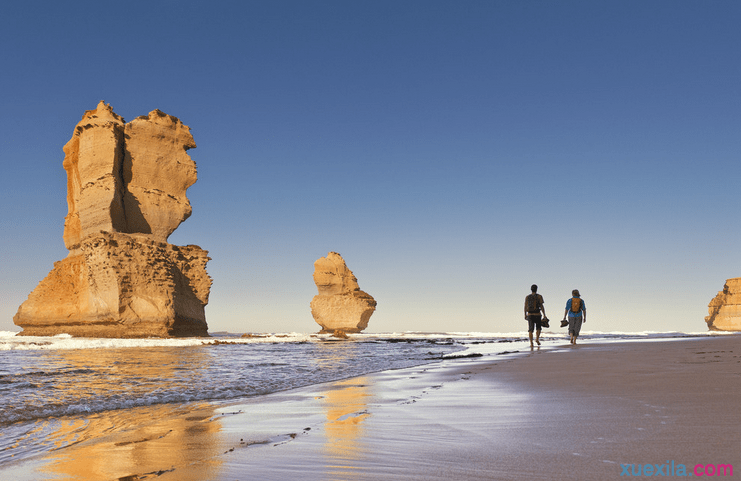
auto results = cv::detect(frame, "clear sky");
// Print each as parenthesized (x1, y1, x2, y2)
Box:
(1, 1, 739, 334)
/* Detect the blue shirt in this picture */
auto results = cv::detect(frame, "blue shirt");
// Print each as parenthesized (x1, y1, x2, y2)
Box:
(566, 297, 586, 317)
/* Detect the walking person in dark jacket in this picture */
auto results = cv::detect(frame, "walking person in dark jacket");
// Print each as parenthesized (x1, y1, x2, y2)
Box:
(524, 284, 547, 347)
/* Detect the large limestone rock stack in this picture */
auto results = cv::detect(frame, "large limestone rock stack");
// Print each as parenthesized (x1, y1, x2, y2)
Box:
(705, 278, 741, 331)
(310, 252, 376, 333)
(14, 101, 211, 337)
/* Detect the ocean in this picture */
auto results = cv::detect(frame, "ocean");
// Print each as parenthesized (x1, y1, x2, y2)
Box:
(0, 329, 728, 467)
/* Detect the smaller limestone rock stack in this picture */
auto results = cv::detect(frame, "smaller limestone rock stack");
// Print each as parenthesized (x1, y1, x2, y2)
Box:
(310, 252, 376, 333)
(706, 278, 741, 331)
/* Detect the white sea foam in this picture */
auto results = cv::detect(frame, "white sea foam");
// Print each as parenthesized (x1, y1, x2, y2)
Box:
(0, 329, 734, 351)
(0, 331, 320, 351)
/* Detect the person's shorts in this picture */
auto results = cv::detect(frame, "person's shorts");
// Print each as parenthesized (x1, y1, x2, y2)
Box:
(568, 314, 583, 336)
(527, 314, 542, 332)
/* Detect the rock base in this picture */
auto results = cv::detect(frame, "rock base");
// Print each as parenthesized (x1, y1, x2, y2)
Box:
(14, 232, 211, 338)
(310, 291, 376, 333)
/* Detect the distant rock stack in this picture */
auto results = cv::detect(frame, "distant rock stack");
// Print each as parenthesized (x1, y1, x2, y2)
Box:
(706, 278, 741, 331)
(310, 252, 376, 333)
(14, 101, 211, 338)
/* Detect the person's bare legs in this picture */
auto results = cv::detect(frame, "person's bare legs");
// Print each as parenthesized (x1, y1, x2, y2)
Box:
(535, 329, 541, 345)
(529, 331, 534, 347)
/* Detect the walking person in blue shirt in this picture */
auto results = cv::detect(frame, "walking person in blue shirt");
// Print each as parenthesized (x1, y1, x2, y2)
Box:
(562, 289, 586, 344)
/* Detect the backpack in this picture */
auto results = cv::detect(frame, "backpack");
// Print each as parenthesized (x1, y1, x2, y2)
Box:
(571, 297, 582, 313)
(527, 294, 542, 313)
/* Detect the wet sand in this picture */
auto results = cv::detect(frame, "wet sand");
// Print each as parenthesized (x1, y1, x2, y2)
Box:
(2, 336, 739, 480)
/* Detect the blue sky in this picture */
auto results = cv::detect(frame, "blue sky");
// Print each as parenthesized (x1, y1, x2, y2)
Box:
(1, 1, 739, 334)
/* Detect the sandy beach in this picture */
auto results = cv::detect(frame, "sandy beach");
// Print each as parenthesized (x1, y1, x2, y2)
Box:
(2, 335, 739, 480)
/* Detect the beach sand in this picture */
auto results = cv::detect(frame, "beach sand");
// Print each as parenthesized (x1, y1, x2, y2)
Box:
(2, 336, 739, 480)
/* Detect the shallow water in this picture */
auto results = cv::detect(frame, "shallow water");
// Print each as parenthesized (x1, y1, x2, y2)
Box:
(0, 330, 727, 466)
(0, 336, 463, 427)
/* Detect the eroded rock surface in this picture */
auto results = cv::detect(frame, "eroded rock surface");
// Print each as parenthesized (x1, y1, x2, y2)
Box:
(123, 109, 197, 242)
(706, 278, 741, 331)
(14, 102, 211, 337)
(310, 252, 376, 333)
(62, 102, 127, 251)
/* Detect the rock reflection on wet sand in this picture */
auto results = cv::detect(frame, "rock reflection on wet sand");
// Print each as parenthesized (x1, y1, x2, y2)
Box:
(22, 403, 224, 481)
(320, 378, 371, 478)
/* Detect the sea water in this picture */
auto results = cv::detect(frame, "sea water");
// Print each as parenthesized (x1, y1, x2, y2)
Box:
(0, 332, 469, 426)
(0, 329, 727, 465)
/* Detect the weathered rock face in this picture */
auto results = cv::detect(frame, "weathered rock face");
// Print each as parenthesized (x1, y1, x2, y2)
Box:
(14, 102, 211, 338)
(122, 110, 197, 242)
(310, 252, 376, 333)
(706, 278, 741, 331)
(62, 102, 127, 251)
(62, 102, 197, 250)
